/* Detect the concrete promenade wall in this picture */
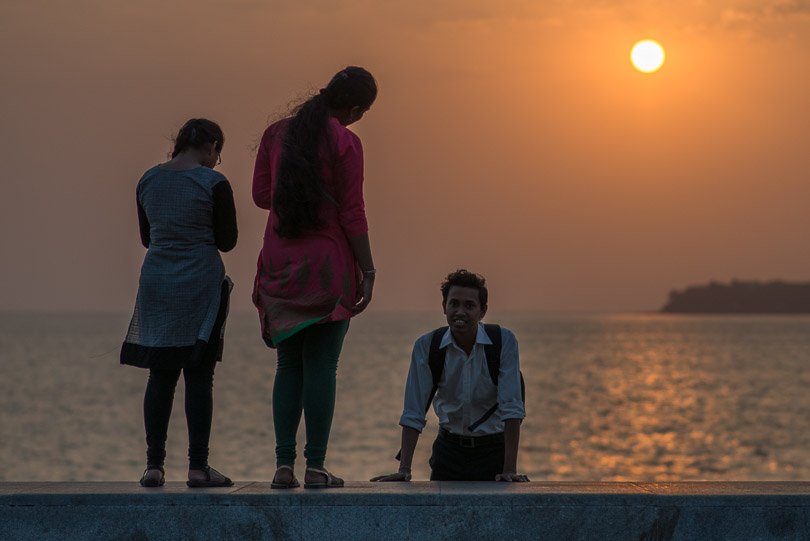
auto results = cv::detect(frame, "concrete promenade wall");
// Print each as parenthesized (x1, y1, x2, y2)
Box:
(3, 481, 810, 540)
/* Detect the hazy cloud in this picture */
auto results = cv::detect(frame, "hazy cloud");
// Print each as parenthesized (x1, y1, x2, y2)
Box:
(716, 0, 810, 40)
(722, 0, 810, 22)
(200, 0, 565, 27)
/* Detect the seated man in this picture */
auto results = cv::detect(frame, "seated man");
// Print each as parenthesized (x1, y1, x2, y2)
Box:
(371, 269, 529, 482)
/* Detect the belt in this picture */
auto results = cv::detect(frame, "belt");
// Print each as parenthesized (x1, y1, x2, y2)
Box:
(439, 428, 504, 449)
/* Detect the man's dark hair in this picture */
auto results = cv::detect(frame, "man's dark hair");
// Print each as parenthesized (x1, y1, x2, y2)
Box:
(440, 269, 488, 310)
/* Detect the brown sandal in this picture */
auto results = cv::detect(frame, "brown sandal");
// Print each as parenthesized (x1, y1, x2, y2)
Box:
(186, 466, 233, 488)
(304, 467, 344, 489)
(139, 466, 165, 488)
(271, 465, 300, 489)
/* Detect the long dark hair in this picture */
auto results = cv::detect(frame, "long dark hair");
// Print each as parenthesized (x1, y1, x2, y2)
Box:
(172, 118, 224, 158)
(273, 66, 377, 238)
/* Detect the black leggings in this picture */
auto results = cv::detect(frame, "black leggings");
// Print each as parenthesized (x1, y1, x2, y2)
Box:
(144, 361, 216, 471)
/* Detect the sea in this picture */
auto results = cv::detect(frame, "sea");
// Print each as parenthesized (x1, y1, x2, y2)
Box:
(2, 311, 810, 483)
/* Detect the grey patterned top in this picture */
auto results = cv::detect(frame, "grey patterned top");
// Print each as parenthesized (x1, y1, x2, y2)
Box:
(125, 165, 231, 348)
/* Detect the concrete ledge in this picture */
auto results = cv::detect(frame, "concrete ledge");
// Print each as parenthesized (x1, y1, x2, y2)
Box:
(3, 482, 810, 540)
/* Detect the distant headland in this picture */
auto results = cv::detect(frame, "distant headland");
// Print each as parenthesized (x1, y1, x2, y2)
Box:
(661, 280, 810, 313)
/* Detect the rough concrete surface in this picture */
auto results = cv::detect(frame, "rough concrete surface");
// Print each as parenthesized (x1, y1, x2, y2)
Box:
(3, 482, 810, 540)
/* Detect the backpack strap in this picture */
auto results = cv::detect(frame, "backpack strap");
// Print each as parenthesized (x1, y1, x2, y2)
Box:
(481, 324, 524, 403)
(425, 326, 449, 414)
(482, 324, 502, 386)
(467, 324, 511, 433)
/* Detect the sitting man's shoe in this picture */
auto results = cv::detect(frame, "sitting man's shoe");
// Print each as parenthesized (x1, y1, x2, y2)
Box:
(186, 466, 233, 488)
(139, 466, 165, 488)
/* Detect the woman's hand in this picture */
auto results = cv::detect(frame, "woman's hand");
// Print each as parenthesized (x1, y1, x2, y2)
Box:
(347, 234, 375, 314)
(352, 274, 374, 313)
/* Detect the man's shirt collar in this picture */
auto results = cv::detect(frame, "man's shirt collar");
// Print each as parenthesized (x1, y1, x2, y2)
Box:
(440, 322, 494, 350)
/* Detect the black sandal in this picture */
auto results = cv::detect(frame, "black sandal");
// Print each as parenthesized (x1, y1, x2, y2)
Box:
(186, 465, 233, 488)
(139, 465, 165, 488)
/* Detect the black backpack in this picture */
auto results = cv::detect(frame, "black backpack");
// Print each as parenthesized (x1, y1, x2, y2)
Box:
(395, 324, 525, 460)
(425, 323, 525, 432)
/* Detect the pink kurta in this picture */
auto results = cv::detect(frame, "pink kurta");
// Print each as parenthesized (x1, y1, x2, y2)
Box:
(252, 117, 369, 346)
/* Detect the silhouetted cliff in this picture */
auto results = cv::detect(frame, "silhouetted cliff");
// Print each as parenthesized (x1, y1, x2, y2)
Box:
(661, 280, 810, 313)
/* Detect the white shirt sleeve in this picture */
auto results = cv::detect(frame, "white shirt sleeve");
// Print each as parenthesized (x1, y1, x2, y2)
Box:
(398, 334, 435, 432)
(497, 328, 525, 421)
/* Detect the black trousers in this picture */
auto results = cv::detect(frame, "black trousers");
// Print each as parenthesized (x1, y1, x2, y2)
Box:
(144, 359, 216, 470)
(429, 429, 505, 481)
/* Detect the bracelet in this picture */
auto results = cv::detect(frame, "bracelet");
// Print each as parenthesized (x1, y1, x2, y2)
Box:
(362, 268, 377, 275)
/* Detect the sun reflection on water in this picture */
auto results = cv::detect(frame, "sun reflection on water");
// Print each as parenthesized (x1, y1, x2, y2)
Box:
(3, 312, 810, 482)
(508, 314, 810, 481)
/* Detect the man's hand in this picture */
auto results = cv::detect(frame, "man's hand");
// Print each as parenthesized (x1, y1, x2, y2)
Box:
(495, 472, 530, 482)
(370, 471, 412, 482)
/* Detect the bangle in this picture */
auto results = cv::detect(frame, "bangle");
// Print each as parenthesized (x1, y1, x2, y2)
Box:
(362, 268, 376, 275)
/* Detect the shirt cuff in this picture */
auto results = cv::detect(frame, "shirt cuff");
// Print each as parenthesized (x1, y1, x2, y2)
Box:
(399, 414, 426, 433)
(499, 402, 526, 421)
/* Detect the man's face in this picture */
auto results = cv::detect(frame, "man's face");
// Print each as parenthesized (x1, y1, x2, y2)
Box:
(443, 285, 486, 335)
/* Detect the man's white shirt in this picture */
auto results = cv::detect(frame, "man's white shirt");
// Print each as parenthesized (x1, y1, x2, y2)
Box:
(399, 323, 525, 436)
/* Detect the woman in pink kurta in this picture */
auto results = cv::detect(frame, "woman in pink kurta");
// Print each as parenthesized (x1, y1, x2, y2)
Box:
(253, 116, 368, 344)
(252, 67, 377, 489)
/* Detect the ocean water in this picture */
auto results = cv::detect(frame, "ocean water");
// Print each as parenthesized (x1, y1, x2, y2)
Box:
(2, 311, 810, 483)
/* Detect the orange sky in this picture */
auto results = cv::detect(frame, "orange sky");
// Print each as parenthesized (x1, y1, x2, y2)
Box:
(1, 0, 809, 313)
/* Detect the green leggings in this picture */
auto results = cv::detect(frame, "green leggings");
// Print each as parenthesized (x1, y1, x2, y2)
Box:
(273, 319, 349, 469)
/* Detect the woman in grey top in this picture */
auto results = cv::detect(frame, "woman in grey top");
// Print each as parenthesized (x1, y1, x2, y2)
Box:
(121, 119, 237, 488)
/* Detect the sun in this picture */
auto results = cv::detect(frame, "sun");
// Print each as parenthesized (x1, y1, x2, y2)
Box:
(631, 39, 665, 73)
